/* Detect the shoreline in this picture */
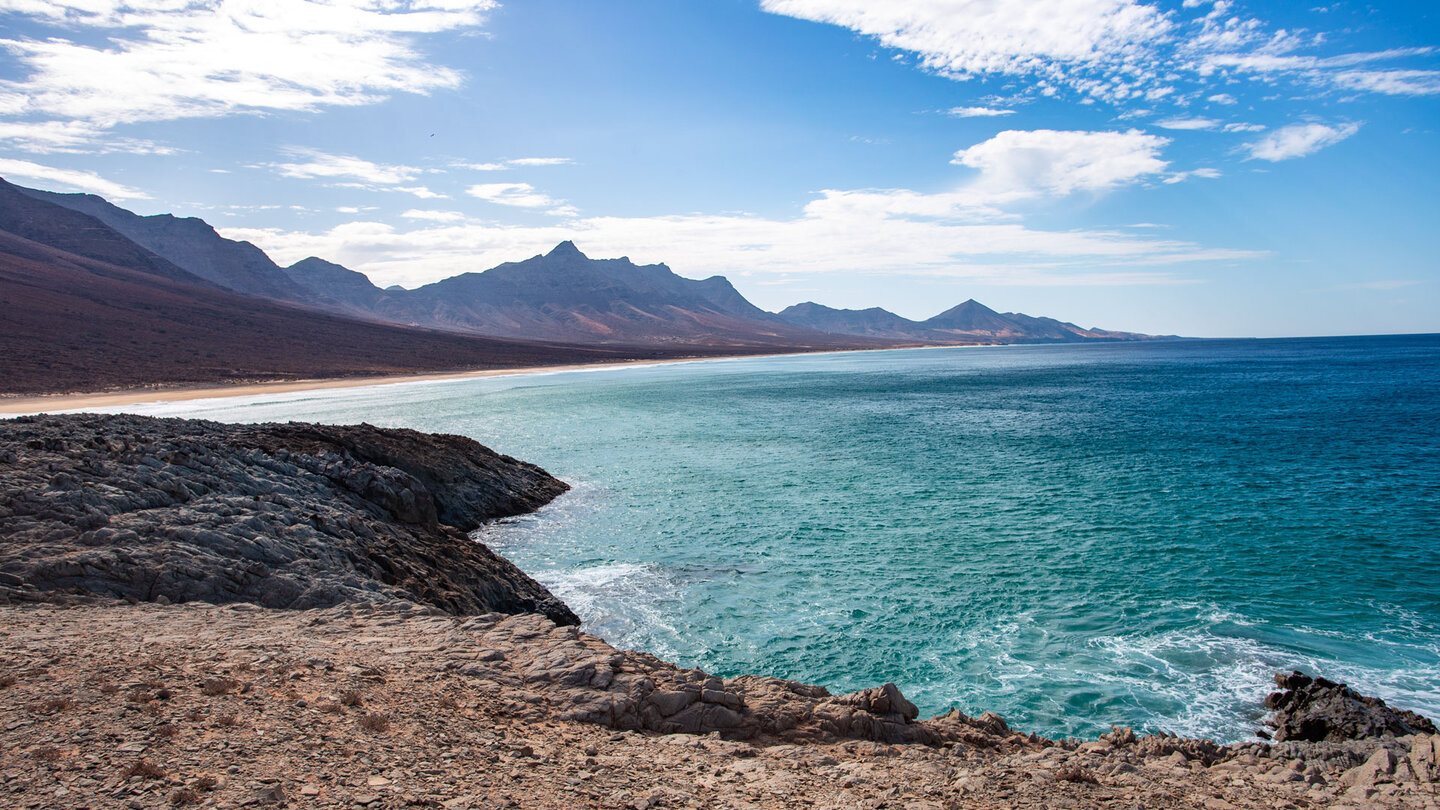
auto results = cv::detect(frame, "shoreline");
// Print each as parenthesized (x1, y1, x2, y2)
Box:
(0, 344, 961, 416)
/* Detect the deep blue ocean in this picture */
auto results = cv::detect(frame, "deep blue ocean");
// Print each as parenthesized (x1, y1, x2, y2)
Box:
(111, 335, 1440, 742)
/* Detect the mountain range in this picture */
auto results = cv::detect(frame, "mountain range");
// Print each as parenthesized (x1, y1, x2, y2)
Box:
(0, 177, 1163, 394)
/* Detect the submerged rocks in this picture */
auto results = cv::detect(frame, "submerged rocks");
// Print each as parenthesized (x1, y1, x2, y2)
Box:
(1264, 670, 1436, 742)
(0, 413, 576, 623)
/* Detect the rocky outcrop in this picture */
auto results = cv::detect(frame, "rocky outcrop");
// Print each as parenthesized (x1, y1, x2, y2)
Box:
(1264, 670, 1436, 742)
(0, 414, 576, 623)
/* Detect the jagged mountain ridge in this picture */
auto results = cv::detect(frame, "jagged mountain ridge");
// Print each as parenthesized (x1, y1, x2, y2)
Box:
(778, 299, 1159, 344)
(0, 178, 682, 395)
(12, 179, 1157, 348)
(18, 186, 321, 305)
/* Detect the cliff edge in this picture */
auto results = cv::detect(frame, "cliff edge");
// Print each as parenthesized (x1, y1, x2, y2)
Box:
(0, 414, 576, 624)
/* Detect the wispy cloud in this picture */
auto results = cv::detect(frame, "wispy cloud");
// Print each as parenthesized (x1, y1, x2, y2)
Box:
(762, 0, 1439, 118)
(1155, 117, 1220, 131)
(1244, 121, 1360, 161)
(0, 0, 494, 150)
(951, 129, 1171, 199)
(220, 134, 1258, 290)
(467, 182, 575, 215)
(268, 149, 422, 186)
(0, 157, 148, 199)
(947, 106, 1017, 118)
(457, 157, 574, 171)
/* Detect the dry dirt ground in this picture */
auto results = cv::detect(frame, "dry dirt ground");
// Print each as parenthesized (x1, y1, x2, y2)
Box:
(2, 600, 1436, 810)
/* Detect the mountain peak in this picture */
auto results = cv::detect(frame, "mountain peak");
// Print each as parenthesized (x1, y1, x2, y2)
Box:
(546, 240, 586, 259)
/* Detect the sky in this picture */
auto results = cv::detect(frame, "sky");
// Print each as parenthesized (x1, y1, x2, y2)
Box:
(0, 0, 1436, 337)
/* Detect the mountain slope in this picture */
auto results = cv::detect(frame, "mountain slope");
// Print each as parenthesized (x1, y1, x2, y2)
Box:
(0, 188, 693, 395)
(16, 184, 315, 303)
(775, 299, 1157, 344)
(384, 241, 861, 347)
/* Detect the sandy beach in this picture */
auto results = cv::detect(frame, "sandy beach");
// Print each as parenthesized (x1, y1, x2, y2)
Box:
(0, 356, 713, 417)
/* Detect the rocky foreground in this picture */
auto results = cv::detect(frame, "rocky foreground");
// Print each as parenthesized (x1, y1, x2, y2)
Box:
(1, 415, 1437, 809)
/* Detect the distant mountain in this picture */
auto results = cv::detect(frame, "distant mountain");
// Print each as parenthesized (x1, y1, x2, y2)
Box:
(777, 299, 1158, 344)
(6, 180, 1160, 363)
(334, 241, 866, 347)
(0, 179, 692, 395)
(16, 185, 315, 304)
(284, 256, 394, 317)
(0, 179, 205, 286)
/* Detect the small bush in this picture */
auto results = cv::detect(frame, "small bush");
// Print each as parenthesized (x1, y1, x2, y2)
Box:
(438, 695, 460, 710)
(30, 746, 64, 762)
(192, 775, 219, 792)
(35, 696, 74, 714)
(201, 677, 239, 696)
(0, 674, 17, 688)
(1056, 764, 1099, 784)
(339, 689, 363, 707)
(214, 713, 238, 728)
(169, 788, 200, 806)
(125, 759, 167, 780)
(358, 713, 389, 732)
(155, 723, 180, 739)
(185, 709, 205, 722)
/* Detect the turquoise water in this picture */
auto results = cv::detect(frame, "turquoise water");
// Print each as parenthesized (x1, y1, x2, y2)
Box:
(110, 336, 1440, 742)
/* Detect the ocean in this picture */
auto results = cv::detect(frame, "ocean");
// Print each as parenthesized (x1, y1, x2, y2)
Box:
(113, 335, 1440, 742)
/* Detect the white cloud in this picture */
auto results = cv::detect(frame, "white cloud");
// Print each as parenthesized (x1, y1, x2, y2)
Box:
(268, 149, 421, 185)
(394, 186, 447, 199)
(1332, 70, 1440, 96)
(456, 158, 574, 171)
(1244, 121, 1360, 161)
(761, 0, 1171, 88)
(221, 196, 1259, 292)
(467, 182, 574, 215)
(763, 0, 1437, 108)
(1222, 122, 1266, 133)
(506, 157, 573, 166)
(0, 0, 495, 128)
(220, 139, 1257, 291)
(951, 129, 1170, 198)
(0, 120, 171, 154)
(1164, 167, 1221, 183)
(0, 157, 148, 199)
(401, 209, 467, 222)
(947, 106, 1017, 117)
(1155, 117, 1220, 130)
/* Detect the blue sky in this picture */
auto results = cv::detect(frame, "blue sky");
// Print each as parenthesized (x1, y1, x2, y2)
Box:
(0, 0, 1436, 337)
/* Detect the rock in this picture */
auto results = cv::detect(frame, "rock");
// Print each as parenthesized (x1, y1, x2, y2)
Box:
(0, 414, 577, 623)
(1264, 671, 1436, 742)
(1337, 747, 1397, 788)
(1407, 734, 1439, 782)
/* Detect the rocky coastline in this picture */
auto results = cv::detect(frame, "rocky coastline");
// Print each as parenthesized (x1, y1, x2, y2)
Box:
(1, 415, 1436, 809)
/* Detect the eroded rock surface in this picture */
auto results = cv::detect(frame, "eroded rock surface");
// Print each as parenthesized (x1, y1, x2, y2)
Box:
(0, 414, 575, 622)
(4, 601, 1439, 810)
(1266, 671, 1437, 743)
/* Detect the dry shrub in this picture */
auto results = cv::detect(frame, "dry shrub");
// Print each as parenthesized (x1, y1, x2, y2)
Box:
(185, 709, 205, 722)
(143, 702, 163, 717)
(201, 677, 239, 696)
(169, 788, 200, 806)
(0, 674, 17, 688)
(155, 688, 173, 700)
(30, 746, 64, 762)
(339, 689, 363, 707)
(35, 696, 74, 714)
(358, 713, 390, 732)
(125, 759, 167, 780)
(214, 713, 238, 728)
(127, 689, 151, 704)
(155, 723, 180, 739)
(438, 694, 460, 710)
(192, 775, 219, 791)
(1056, 764, 1099, 784)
